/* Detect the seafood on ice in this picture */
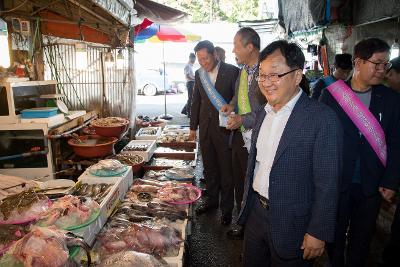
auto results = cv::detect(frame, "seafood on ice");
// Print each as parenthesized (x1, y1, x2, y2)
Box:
(36, 195, 100, 229)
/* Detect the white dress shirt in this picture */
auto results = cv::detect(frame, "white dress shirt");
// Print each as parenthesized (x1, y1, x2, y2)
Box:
(208, 61, 220, 86)
(252, 89, 302, 198)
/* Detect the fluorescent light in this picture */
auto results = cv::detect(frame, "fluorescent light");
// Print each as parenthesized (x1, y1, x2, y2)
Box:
(75, 42, 88, 70)
(0, 19, 10, 68)
(390, 38, 399, 60)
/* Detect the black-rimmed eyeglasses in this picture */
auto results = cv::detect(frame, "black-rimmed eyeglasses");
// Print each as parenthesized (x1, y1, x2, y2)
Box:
(364, 59, 392, 71)
(256, 68, 300, 83)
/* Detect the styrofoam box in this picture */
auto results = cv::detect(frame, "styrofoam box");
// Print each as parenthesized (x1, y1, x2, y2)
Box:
(120, 139, 156, 162)
(135, 126, 162, 140)
(163, 125, 190, 134)
(71, 167, 133, 245)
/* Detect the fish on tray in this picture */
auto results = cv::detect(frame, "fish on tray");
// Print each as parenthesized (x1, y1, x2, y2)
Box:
(0, 189, 51, 224)
(0, 226, 91, 267)
(36, 195, 100, 229)
(97, 250, 168, 267)
(157, 184, 199, 203)
(96, 222, 183, 257)
(72, 183, 113, 204)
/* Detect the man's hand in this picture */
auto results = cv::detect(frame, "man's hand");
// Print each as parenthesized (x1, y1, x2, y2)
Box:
(301, 233, 325, 260)
(379, 187, 396, 202)
(189, 130, 197, 141)
(220, 104, 234, 115)
(226, 114, 243, 130)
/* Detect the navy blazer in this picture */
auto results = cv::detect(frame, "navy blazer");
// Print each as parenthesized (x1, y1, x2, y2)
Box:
(320, 83, 400, 196)
(190, 62, 239, 137)
(238, 93, 343, 259)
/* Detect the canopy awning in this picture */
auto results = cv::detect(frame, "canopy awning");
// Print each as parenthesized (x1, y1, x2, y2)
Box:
(134, 0, 187, 24)
(1, 0, 134, 46)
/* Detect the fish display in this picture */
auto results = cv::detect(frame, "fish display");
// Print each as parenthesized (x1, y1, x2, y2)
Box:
(36, 195, 100, 229)
(97, 250, 168, 267)
(0, 189, 50, 224)
(158, 132, 190, 143)
(71, 183, 113, 204)
(139, 128, 159, 135)
(96, 222, 183, 257)
(0, 226, 91, 267)
(158, 184, 200, 203)
(0, 224, 29, 254)
(123, 144, 149, 152)
(0, 175, 38, 201)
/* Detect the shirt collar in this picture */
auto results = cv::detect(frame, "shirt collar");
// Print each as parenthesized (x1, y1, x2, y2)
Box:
(208, 60, 221, 74)
(245, 62, 258, 75)
(264, 88, 303, 113)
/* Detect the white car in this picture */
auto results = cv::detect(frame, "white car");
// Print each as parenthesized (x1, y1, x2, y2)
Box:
(136, 69, 171, 96)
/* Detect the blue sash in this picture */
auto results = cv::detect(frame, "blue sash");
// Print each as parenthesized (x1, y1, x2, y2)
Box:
(199, 68, 227, 111)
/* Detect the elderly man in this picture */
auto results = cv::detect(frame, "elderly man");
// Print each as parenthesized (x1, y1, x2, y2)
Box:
(238, 40, 342, 266)
(220, 27, 266, 239)
(190, 40, 239, 225)
(320, 38, 400, 267)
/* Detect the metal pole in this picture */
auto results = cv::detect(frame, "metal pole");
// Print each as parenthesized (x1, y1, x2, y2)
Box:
(163, 41, 167, 116)
(159, 40, 173, 120)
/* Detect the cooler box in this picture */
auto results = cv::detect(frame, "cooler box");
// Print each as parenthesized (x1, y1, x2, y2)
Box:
(21, 107, 58, 118)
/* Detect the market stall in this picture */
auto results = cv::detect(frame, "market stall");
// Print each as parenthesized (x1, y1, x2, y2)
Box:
(0, 119, 199, 267)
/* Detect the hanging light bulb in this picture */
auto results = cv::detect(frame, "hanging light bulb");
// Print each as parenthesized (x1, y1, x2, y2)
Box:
(104, 48, 114, 68)
(0, 18, 10, 68)
(116, 49, 124, 69)
(75, 42, 88, 70)
(390, 38, 399, 60)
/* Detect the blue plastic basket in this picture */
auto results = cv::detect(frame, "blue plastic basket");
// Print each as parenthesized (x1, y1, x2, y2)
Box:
(21, 107, 58, 118)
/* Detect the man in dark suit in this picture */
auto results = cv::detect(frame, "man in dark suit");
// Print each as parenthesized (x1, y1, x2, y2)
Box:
(190, 40, 239, 225)
(320, 38, 400, 267)
(220, 27, 266, 239)
(238, 40, 342, 267)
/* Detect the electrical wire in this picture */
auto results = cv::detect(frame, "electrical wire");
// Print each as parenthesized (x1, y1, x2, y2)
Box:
(0, 0, 28, 13)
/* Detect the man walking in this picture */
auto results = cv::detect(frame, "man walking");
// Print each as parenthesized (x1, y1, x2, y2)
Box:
(190, 40, 239, 225)
(238, 40, 342, 266)
(320, 38, 400, 267)
(220, 27, 266, 239)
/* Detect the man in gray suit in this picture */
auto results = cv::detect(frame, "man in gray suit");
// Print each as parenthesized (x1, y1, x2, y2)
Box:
(238, 40, 342, 266)
(220, 27, 266, 239)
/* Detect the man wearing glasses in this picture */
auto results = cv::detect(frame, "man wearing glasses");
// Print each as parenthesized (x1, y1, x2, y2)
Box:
(320, 38, 400, 267)
(238, 40, 342, 266)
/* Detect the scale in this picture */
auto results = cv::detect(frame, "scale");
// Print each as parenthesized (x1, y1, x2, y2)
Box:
(40, 94, 69, 114)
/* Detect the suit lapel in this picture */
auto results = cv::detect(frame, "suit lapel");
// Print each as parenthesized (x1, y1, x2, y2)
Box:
(272, 93, 309, 166)
(369, 86, 384, 121)
(215, 62, 225, 91)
